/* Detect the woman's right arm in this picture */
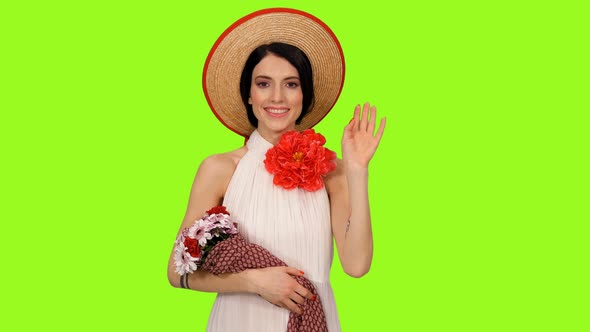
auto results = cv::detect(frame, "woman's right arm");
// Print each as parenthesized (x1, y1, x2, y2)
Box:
(166, 153, 312, 313)
(166, 154, 247, 291)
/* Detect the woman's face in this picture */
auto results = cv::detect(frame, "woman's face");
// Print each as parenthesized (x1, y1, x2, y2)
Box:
(249, 54, 303, 136)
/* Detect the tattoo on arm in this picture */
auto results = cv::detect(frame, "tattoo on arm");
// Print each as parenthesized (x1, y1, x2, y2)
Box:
(345, 220, 351, 238)
(184, 274, 190, 289)
(180, 274, 185, 289)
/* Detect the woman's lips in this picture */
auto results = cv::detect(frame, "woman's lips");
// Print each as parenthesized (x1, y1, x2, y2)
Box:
(264, 107, 289, 118)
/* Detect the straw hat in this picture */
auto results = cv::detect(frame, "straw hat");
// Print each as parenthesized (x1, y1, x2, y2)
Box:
(202, 8, 345, 138)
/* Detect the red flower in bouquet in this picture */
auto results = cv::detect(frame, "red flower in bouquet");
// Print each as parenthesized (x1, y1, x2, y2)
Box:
(206, 206, 230, 215)
(174, 206, 238, 275)
(264, 129, 337, 192)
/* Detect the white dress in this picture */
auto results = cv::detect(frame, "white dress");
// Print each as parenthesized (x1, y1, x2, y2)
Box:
(206, 130, 341, 331)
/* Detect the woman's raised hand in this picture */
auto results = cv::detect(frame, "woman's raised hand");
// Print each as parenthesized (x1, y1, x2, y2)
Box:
(342, 103, 386, 168)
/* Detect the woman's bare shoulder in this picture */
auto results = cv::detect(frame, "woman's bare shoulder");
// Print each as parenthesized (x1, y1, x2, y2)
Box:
(186, 146, 249, 218)
(199, 146, 248, 177)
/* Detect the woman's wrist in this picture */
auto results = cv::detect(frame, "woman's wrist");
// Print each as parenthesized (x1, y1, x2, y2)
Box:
(345, 162, 369, 177)
(240, 269, 259, 294)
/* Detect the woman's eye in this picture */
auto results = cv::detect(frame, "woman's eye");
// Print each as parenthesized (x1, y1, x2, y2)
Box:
(256, 82, 270, 87)
(286, 82, 299, 88)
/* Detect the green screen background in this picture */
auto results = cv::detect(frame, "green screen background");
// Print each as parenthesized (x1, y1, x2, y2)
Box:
(2, 0, 588, 331)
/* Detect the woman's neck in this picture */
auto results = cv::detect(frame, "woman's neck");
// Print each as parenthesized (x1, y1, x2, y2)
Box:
(256, 127, 296, 145)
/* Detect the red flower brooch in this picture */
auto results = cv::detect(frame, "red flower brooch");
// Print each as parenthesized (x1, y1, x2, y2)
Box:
(264, 129, 337, 192)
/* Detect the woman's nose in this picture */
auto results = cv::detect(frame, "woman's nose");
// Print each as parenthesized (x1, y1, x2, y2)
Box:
(271, 86, 283, 102)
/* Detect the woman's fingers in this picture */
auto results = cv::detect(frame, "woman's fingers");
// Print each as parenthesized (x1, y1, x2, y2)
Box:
(286, 267, 304, 277)
(351, 102, 379, 134)
(289, 291, 306, 305)
(341, 102, 385, 167)
(361, 103, 369, 131)
(376, 117, 386, 144)
(294, 283, 314, 300)
(353, 104, 361, 129)
(259, 266, 314, 315)
(367, 105, 377, 134)
(284, 299, 303, 315)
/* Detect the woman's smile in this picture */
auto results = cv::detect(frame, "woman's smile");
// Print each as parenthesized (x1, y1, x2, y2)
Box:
(264, 107, 290, 117)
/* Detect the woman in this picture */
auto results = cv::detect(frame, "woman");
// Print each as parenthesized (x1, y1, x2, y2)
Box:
(167, 8, 385, 331)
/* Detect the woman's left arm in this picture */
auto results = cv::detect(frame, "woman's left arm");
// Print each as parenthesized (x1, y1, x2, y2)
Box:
(326, 103, 386, 277)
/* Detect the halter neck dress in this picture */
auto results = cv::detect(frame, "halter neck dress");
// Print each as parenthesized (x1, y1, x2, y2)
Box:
(206, 130, 341, 331)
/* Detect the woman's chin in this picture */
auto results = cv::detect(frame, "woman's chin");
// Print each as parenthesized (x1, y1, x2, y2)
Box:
(259, 119, 296, 132)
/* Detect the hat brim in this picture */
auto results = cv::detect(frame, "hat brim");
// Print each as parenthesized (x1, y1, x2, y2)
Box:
(203, 8, 345, 138)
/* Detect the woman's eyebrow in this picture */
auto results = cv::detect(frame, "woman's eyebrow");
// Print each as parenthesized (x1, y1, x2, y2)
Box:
(254, 75, 272, 80)
(254, 75, 300, 80)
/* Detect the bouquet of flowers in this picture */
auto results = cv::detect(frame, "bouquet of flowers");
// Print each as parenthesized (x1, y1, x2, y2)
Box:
(172, 204, 328, 331)
(264, 129, 337, 192)
(173, 206, 238, 275)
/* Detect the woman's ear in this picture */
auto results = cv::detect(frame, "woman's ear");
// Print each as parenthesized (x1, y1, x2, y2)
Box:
(248, 97, 252, 105)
